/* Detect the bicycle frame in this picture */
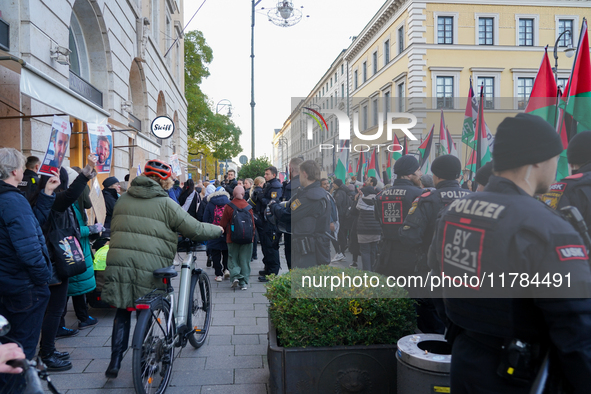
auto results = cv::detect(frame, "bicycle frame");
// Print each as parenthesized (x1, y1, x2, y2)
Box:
(172, 250, 195, 332)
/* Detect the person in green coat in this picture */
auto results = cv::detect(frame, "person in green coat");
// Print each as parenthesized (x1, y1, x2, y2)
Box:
(102, 160, 223, 379)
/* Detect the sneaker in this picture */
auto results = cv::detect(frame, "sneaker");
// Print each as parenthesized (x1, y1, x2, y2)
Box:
(78, 316, 98, 330)
(258, 276, 269, 283)
(241, 285, 248, 290)
(331, 253, 345, 262)
(231, 279, 239, 288)
(40, 353, 72, 372)
(206, 256, 212, 267)
(349, 262, 358, 268)
(258, 270, 269, 276)
(215, 276, 223, 282)
(55, 327, 79, 340)
(223, 269, 230, 279)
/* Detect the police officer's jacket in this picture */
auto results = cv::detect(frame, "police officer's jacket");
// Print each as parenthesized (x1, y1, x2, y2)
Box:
(18, 169, 39, 201)
(261, 178, 283, 210)
(540, 162, 591, 229)
(290, 181, 331, 238)
(429, 176, 591, 390)
(281, 175, 300, 202)
(399, 179, 470, 251)
(375, 179, 422, 242)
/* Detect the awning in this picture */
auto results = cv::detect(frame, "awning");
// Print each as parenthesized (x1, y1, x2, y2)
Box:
(0, 54, 110, 124)
(20, 65, 110, 124)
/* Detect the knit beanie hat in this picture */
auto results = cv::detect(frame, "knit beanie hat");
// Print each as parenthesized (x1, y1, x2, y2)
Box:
(334, 179, 343, 187)
(474, 161, 494, 187)
(567, 131, 591, 165)
(493, 113, 563, 172)
(431, 155, 462, 180)
(394, 155, 420, 176)
(103, 176, 119, 188)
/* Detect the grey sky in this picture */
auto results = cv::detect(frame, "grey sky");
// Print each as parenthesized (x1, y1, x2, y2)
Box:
(185, 0, 388, 160)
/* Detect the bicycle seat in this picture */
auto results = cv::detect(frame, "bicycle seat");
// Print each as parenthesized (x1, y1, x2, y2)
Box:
(153, 266, 178, 279)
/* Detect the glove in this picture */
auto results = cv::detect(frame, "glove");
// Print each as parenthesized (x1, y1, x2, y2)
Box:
(88, 223, 104, 235)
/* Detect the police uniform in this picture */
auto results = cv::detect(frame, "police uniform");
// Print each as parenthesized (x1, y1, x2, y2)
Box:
(288, 180, 331, 268)
(280, 175, 300, 270)
(374, 178, 422, 277)
(540, 166, 591, 229)
(17, 169, 39, 200)
(259, 177, 283, 277)
(429, 114, 591, 394)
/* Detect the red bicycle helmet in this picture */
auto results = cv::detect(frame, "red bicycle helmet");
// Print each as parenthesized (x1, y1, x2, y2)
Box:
(143, 160, 172, 180)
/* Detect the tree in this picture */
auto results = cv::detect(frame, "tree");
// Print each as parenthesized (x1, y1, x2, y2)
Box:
(184, 30, 242, 160)
(238, 156, 273, 180)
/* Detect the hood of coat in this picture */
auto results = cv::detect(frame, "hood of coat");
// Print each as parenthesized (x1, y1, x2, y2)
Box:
(209, 189, 230, 205)
(357, 194, 376, 211)
(0, 180, 19, 195)
(127, 176, 169, 199)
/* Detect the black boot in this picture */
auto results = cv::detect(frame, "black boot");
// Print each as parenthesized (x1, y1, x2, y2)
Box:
(40, 350, 72, 372)
(105, 309, 131, 379)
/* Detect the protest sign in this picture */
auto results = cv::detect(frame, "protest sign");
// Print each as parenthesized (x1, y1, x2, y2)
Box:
(87, 123, 113, 174)
(39, 116, 71, 176)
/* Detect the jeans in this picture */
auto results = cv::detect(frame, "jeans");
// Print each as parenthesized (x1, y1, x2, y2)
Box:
(359, 242, 378, 272)
(0, 285, 50, 360)
(227, 243, 253, 285)
(211, 249, 228, 277)
(40, 278, 69, 354)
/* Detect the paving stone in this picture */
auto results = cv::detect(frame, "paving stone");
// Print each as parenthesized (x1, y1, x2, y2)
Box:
(49, 372, 107, 389)
(214, 303, 253, 311)
(207, 334, 232, 345)
(231, 335, 261, 345)
(205, 326, 234, 336)
(171, 368, 233, 386)
(209, 310, 234, 319)
(234, 324, 269, 335)
(179, 344, 234, 358)
(172, 357, 206, 371)
(205, 355, 263, 370)
(234, 344, 268, 356)
(234, 368, 271, 384)
(200, 383, 268, 394)
(85, 326, 114, 337)
(212, 316, 257, 326)
(69, 346, 113, 360)
(235, 309, 268, 318)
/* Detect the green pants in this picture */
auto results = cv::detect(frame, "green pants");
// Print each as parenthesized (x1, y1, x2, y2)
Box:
(227, 243, 253, 285)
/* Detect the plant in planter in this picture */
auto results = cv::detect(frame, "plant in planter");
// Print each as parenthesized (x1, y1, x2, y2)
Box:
(264, 265, 417, 394)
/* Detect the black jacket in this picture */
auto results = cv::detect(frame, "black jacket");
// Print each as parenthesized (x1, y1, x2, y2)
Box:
(0, 181, 54, 295)
(375, 178, 423, 241)
(225, 179, 238, 196)
(282, 175, 300, 202)
(102, 187, 119, 237)
(18, 169, 40, 200)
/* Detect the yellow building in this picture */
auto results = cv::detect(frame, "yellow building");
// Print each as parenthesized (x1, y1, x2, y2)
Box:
(344, 0, 589, 170)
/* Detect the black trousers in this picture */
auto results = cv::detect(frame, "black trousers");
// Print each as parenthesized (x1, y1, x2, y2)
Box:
(40, 278, 69, 354)
(60, 294, 90, 327)
(337, 226, 348, 254)
(211, 249, 228, 277)
(260, 222, 280, 275)
(284, 233, 291, 270)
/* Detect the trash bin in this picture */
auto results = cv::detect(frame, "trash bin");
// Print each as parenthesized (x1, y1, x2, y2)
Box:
(397, 334, 451, 393)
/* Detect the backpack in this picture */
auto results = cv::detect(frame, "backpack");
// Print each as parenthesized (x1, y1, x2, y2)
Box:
(212, 204, 225, 225)
(227, 202, 254, 244)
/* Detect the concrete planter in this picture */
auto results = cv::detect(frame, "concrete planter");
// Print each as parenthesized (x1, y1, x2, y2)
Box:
(267, 318, 398, 394)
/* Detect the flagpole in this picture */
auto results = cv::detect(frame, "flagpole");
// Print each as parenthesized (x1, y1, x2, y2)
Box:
(463, 77, 473, 173)
(473, 84, 484, 180)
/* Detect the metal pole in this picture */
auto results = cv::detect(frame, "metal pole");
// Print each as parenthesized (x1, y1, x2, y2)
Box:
(250, 0, 259, 160)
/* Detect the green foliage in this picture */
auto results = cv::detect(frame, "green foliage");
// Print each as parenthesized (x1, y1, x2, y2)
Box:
(184, 30, 242, 160)
(237, 156, 273, 180)
(264, 266, 417, 348)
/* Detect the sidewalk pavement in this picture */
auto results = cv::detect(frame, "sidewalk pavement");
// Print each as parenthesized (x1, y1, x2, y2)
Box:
(48, 244, 274, 394)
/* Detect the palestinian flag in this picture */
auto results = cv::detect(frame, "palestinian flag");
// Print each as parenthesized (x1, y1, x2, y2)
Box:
(563, 18, 591, 131)
(466, 149, 477, 174)
(419, 125, 435, 174)
(525, 46, 558, 126)
(446, 127, 459, 159)
(387, 134, 403, 179)
(462, 78, 478, 147)
(474, 85, 492, 173)
(438, 110, 450, 156)
(347, 161, 355, 178)
(335, 140, 349, 182)
(366, 147, 379, 179)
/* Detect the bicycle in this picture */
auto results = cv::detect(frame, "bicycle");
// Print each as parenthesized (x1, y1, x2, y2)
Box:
(131, 239, 212, 394)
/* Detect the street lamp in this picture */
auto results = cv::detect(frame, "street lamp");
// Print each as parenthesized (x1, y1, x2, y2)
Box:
(216, 99, 232, 116)
(251, 1, 306, 161)
(553, 29, 576, 85)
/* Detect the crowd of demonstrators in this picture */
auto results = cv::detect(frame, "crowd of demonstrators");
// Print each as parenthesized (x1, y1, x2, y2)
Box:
(203, 186, 232, 282)
(101, 160, 222, 379)
(220, 186, 255, 290)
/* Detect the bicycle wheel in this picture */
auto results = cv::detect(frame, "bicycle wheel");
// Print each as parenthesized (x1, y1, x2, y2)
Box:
(132, 298, 174, 394)
(187, 271, 212, 348)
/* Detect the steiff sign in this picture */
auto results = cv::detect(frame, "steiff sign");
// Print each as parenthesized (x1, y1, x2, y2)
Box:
(150, 116, 175, 139)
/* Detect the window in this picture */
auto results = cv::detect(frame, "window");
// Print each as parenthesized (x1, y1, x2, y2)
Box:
(372, 98, 379, 126)
(398, 26, 405, 53)
(518, 19, 534, 46)
(438, 16, 453, 44)
(436, 76, 454, 109)
(341, 64, 344, 74)
(398, 83, 405, 112)
(362, 105, 368, 131)
(384, 91, 391, 114)
(330, 78, 333, 87)
(362, 62, 367, 83)
(558, 19, 574, 47)
(330, 95, 333, 109)
(341, 83, 345, 98)
(479, 18, 494, 45)
(335, 72, 338, 82)
(517, 77, 534, 109)
(384, 40, 390, 65)
(354, 70, 358, 89)
(322, 87, 324, 95)
(557, 78, 569, 91)
(373, 52, 378, 74)
(478, 77, 495, 109)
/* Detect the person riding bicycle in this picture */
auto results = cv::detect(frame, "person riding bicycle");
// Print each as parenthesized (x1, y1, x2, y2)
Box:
(101, 160, 223, 379)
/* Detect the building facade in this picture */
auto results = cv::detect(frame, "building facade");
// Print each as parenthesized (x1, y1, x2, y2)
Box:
(0, 0, 187, 184)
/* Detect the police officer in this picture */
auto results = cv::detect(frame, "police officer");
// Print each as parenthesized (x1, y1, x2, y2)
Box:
(399, 154, 469, 334)
(279, 158, 302, 270)
(430, 113, 591, 393)
(18, 156, 40, 200)
(258, 166, 283, 282)
(374, 155, 423, 277)
(271, 160, 331, 268)
(540, 130, 591, 229)
(474, 161, 494, 192)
